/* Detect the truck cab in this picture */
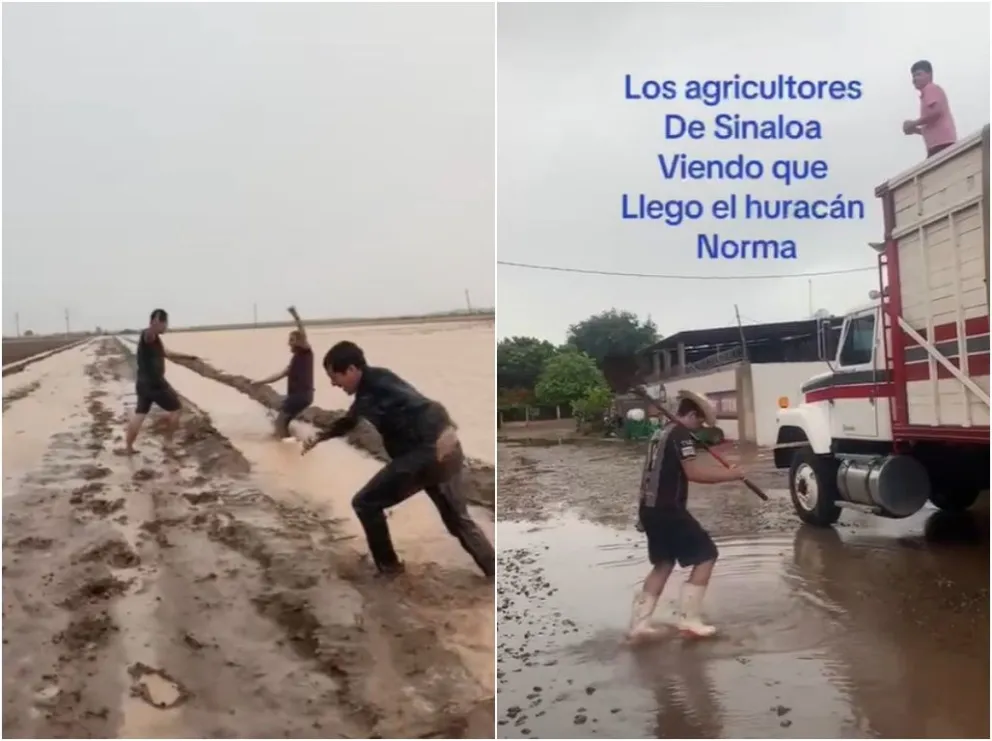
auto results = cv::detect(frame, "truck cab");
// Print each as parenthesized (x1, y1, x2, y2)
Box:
(773, 126, 991, 527)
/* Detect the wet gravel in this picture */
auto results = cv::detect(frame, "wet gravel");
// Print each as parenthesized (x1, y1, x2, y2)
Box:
(497, 440, 990, 739)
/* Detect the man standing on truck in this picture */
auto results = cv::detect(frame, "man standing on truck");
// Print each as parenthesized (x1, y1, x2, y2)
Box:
(300, 341, 495, 580)
(628, 390, 745, 641)
(902, 59, 957, 158)
(252, 306, 314, 440)
(121, 308, 198, 456)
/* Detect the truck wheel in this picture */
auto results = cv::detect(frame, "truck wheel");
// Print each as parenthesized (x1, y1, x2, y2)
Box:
(928, 488, 980, 513)
(789, 448, 842, 527)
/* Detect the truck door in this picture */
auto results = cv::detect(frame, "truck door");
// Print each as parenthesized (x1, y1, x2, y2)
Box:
(830, 309, 881, 439)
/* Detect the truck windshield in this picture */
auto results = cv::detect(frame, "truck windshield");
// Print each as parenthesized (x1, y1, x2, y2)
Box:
(838, 313, 875, 366)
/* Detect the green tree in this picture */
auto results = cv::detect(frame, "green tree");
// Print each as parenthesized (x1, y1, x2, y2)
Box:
(497, 336, 558, 392)
(534, 349, 609, 407)
(566, 309, 659, 368)
(572, 385, 614, 425)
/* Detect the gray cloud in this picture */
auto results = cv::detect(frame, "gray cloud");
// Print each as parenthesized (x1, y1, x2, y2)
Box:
(3, 2, 494, 335)
(497, 2, 990, 342)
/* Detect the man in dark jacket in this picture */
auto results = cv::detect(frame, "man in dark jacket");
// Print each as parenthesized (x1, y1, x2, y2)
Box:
(301, 341, 494, 579)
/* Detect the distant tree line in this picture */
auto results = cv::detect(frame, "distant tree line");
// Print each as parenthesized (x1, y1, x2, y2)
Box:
(497, 309, 658, 424)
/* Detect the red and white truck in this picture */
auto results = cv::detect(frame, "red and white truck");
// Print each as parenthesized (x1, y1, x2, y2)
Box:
(774, 125, 990, 526)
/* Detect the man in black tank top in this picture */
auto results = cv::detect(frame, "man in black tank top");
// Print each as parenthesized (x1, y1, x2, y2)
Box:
(252, 306, 314, 439)
(122, 309, 198, 455)
(628, 391, 746, 641)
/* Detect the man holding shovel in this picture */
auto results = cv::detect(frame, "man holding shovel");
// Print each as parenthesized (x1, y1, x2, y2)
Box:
(629, 390, 745, 640)
(300, 340, 495, 580)
(251, 306, 314, 440)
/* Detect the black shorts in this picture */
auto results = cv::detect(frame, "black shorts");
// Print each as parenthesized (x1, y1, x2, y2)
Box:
(280, 392, 313, 420)
(135, 383, 181, 415)
(640, 508, 718, 567)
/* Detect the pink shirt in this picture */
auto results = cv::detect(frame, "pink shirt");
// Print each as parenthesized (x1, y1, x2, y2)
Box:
(919, 83, 957, 150)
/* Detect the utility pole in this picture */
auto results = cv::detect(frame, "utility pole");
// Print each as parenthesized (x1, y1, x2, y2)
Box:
(65, 309, 71, 337)
(14, 313, 20, 338)
(253, 303, 258, 327)
(733, 304, 749, 362)
(464, 289, 473, 312)
(808, 279, 813, 316)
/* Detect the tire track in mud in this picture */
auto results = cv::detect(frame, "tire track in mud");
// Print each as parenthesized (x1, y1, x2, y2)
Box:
(130, 341, 495, 509)
(4, 338, 492, 738)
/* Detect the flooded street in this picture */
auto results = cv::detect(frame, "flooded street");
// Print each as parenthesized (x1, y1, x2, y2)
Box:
(497, 441, 990, 739)
(3, 330, 494, 738)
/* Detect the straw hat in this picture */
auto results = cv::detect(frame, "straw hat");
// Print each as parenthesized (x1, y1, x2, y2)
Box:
(676, 389, 717, 427)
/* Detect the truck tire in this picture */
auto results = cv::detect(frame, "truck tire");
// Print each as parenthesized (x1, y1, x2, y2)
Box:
(789, 448, 842, 527)
(928, 488, 980, 513)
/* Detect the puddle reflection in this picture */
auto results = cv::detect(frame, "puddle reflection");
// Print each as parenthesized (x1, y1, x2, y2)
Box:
(497, 511, 989, 738)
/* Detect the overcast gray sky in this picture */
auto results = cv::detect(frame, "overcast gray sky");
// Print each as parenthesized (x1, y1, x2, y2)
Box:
(497, 2, 990, 343)
(3, 2, 494, 335)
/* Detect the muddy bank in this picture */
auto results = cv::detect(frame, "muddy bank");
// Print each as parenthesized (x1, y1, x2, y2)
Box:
(3, 340, 493, 738)
(497, 440, 990, 739)
(3, 337, 86, 375)
(119, 339, 494, 509)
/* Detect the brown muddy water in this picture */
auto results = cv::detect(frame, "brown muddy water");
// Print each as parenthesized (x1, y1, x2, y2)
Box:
(165, 320, 495, 463)
(3, 339, 493, 738)
(497, 441, 990, 739)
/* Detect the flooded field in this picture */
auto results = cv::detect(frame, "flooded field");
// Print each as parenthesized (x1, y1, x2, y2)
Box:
(497, 441, 990, 739)
(3, 335, 494, 738)
(166, 319, 495, 463)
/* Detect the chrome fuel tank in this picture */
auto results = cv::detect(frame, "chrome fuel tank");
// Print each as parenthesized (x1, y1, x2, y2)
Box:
(837, 455, 931, 518)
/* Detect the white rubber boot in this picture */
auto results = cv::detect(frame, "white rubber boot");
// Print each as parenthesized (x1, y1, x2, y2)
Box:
(655, 601, 679, 626)
(627, 591, 660, 639)
(677, 583, 717, 637)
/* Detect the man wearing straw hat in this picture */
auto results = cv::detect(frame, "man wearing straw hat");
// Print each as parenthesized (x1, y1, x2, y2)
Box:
(629, 389, 745, 640)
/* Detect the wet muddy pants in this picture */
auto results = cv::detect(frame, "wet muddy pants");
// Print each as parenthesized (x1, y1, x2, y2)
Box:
(351, 446, 495, 577)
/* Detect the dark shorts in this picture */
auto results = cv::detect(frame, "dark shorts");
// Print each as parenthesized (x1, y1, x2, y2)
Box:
(280, 392, 313, 420)
(927, 142, 953, 158)
(640, 508, 718, 567)
(135, 383, 181, 415)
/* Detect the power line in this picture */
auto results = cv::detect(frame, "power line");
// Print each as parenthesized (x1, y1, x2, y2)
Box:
(497, 260, 876, 281)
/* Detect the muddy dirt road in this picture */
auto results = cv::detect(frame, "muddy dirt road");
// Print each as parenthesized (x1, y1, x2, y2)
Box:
(497, 440, 990, 739)
(3, 339, 493, 738)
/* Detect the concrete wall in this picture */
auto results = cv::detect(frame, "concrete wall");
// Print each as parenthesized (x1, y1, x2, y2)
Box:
(655, 361, 830, 447)
(751, 361, 831, 446)
(659, 366, 740, 440)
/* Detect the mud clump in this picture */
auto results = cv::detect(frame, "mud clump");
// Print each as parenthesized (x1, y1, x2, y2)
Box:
(79, 538, 140, 569)
(85, 396, 115, 440)
(184, 491, 219, 505)
(15, 535, 54, 552)
(252, 592, 327, 665)
(78, 465, 112, 482)
(83, 498, 125, 517)
(3, 380, 42, 412)
(132, 468, 158, 482)
(59, 576, 131, 610)
(53, 612, 118, 653)
(177, 415, 250, 475)
(70, 482, 104, 501)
